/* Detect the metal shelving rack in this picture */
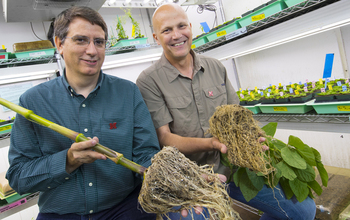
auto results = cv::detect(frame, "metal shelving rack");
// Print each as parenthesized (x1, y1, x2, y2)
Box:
(252, 111, 350, 124)
(193, 0, 340, 54)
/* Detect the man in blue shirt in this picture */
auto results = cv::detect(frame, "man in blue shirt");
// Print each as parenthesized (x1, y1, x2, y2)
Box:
(6, 6, 160, 219)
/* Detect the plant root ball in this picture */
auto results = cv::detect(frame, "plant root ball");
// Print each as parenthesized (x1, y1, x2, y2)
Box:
(208, 104, 273, 175)
(138, 146, 241, 220)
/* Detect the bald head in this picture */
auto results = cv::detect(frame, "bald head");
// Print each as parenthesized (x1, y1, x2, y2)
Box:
(152, 3, 189, 33)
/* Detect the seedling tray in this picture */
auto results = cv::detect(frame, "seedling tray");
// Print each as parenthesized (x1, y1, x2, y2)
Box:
(0, 52, 10, 60)
(242, 105, 262, 114)
(238, 0, 287, 27)
(206, 21, 241, 42)
(283, 0, 306, 7)
(307, 99, 350, 114)
(191, 36, 208, 49)
(257, 100, 314, 114)
(0, 122, 13, 135)
(14, 48, 56, 59)
(113, 38, 148, 47)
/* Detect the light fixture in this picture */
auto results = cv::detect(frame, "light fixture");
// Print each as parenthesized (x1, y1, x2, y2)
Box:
(181, 0, 218, 6)
(143, 0, 150, 3)
(125, 0, 132, 4)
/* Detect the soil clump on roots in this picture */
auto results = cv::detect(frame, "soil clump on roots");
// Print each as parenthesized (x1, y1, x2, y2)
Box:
(208, 104, 274, 175)
(138, 146, 241, 220)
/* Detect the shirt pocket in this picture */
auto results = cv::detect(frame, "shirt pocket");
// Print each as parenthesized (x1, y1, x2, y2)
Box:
(165, 95, 194, 135)
(99, 117, 132, 152)
(203, 85, 228, 116)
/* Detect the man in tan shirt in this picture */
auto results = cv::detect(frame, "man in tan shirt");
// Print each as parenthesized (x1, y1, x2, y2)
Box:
(137, 3, 316, 220)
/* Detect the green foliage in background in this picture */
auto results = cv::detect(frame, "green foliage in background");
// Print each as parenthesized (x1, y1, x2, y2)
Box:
(123, 9, 144, 39)
(221, 122, 328, 202)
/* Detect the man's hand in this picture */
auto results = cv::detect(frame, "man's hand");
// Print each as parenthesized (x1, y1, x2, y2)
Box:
(66, 137, 107, 173)
(180, 174, 227, 217)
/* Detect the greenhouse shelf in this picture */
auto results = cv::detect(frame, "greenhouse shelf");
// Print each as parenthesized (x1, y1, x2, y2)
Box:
(193, 0, 340, 54)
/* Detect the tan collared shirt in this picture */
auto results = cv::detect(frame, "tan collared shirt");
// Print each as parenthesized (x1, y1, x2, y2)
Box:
(137, 50, 239, 175)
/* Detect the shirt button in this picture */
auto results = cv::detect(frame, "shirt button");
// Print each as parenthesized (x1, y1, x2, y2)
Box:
(71, 89, 73, 92)
(89, 182, 93, 187)
(65, 177, 69, 180)
(48, 186, 51, 189)
(82, 104, 86, 108)
(84, 128, 88, 132)
(90, 210, 93, 214)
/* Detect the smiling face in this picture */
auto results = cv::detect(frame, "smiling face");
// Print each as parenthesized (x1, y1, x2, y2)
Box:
(55, 17, 106, 80)
(153, 4, 192, 64)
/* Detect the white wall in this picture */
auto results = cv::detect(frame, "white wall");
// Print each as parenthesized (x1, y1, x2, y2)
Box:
(234, 27, 347, 90)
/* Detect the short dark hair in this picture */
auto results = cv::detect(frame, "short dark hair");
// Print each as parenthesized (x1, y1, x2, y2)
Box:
(54, 6, 108, 42)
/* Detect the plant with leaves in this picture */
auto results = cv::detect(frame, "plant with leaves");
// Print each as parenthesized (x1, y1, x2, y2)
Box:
(123, 9, 144, 39)
(115, 15, 128, 41)
(220, 121, 328, 203)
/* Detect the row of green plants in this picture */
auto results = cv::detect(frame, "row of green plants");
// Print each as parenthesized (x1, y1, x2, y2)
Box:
(238, 78, 350, 105)
(109, 9, 145, 47)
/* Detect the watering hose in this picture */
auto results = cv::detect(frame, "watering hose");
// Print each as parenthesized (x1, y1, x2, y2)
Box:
(0, 97, 147, 176)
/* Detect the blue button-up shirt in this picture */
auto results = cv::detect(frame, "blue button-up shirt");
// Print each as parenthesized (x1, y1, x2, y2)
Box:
(6, 72, 160, 215)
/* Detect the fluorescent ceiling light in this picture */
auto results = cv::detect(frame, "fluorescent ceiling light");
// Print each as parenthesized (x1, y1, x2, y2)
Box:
(143, 0, 150, 2)
(181, 0, 218, 6)
(125, 0, 132, 3)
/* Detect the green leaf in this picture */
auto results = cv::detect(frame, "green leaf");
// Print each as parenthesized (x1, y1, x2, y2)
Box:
(279, 178, 294, 200)
(233, 167, 246, 187)
(246, 168, 264, 191)
(288, 135, 305, 149)
(275, 161, 297, 180)
(308, 180, 323, 196)
(289, 178, 309, 203)
(240, 172, 260, 202)
(281, 146, 307, 169)
(308, 187, 315, 199)
(261, 122, 277, 137)
(220, 152, 231, 168)
(270, 138, 287, 151)
(297, 148, 316, 166)
(316, 162, 329, 187)
(311, 147, 322, 162)
(294, 164, 316, 182)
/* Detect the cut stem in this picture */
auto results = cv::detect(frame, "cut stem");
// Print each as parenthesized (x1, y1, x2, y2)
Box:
(0, 97, 146, 175)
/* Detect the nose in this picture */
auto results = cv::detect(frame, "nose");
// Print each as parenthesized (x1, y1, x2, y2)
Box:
(172, 28, 182, 39)
(86, 40, 98, 55)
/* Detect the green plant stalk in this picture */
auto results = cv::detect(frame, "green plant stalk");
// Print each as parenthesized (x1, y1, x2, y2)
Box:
(0, 97, 147, 176)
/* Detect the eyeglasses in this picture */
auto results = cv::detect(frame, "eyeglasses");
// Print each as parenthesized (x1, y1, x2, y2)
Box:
(65, 36, 110, 49)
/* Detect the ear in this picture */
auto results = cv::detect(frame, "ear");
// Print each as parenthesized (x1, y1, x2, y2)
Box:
(54, 36, 64, 56)
(153, 33, 160, 45)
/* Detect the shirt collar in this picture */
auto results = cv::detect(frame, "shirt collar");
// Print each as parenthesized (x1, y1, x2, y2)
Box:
(60, 69, 103, 97)
(160, 50, 205, 83)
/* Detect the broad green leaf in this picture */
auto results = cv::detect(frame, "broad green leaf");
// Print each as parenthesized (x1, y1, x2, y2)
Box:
(289, 178, 309, 203)
(261, 122, 277, 137)
(308, 180, 323, 196)
(279, 178, 294, 200)
(281, 147, 307, 169)
(296, 145, 316, 166)
(240, 172, 260, 202)
(316, 162, 329, 187)
(220, 152, 231, 167)
(294, 164, 316, 182)
(233, 167, 246, 187)
(311, 147, 322, 162)
(269, 169, 281, 188)
(308, 187, 315, 199)
(275, 161, 297, 180)
(270, 138, 287, 151)
(246, 168, 264, 191)
(288, 135, 305, 149)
